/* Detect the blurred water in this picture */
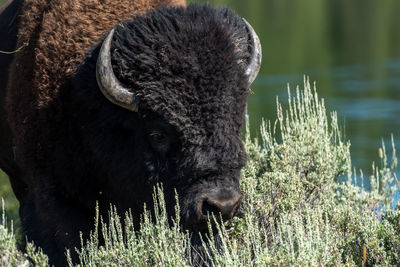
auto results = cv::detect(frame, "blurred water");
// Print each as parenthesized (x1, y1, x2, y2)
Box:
(249, 58, 400, 171)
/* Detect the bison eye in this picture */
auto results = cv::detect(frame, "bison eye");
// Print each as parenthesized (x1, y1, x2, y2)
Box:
(148, 128, 171, 154)
(150, 131, 167, 143)
(146, 120, 176, 154)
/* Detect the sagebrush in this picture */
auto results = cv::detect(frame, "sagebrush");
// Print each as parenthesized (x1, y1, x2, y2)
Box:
(1, 78, 399, 266)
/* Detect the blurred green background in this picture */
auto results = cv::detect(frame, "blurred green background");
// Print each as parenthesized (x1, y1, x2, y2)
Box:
(1, 0, 400, 224)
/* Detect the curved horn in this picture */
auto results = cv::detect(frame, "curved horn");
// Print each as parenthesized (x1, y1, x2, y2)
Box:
(96, 28, 139, 112)
(242, 18, 262, 87)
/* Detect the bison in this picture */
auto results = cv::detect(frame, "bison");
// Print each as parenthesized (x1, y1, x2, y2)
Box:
(0, 0, 261, 265)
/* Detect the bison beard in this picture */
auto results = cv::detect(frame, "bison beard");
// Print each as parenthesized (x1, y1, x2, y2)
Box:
(0, 1, 261, 266)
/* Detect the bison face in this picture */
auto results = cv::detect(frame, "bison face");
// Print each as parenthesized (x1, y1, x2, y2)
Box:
(116, 112, 247, 232)
(118, 115, 246, 233)
(71, 4, 260, 233)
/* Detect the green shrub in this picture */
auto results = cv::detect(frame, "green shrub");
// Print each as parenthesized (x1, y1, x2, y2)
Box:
(0, 78, 399, 266)
(0, 201, 48, 267)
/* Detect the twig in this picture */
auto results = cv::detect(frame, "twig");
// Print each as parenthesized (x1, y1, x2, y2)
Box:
(394, 173, 400, 191)
(363, 246, 367, 267)
(301, 179, 321, 191)
(0, 41, 29, 55)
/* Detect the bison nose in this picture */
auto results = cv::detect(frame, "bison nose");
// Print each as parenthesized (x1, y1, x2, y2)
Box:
(200, 189, 241, 221)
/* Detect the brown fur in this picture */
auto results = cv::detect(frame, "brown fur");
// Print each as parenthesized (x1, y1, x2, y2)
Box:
(6, 0, 185, 188)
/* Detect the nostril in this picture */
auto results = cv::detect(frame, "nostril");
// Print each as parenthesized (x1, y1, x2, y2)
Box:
(200, 196, 241, 220)
(201, 199, 220, 217)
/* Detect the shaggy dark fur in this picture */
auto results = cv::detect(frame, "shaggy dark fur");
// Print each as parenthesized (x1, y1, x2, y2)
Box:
(1, 0, 253, 266)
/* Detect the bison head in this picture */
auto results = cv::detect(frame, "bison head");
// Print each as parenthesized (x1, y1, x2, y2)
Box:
(70, 4, 261, 233)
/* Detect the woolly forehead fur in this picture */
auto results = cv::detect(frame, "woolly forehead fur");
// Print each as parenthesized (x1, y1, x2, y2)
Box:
(111, 4, 251, 148)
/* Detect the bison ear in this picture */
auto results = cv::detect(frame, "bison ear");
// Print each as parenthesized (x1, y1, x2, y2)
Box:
(96, 28, 140, 112)
(242, 18, 262, 87)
